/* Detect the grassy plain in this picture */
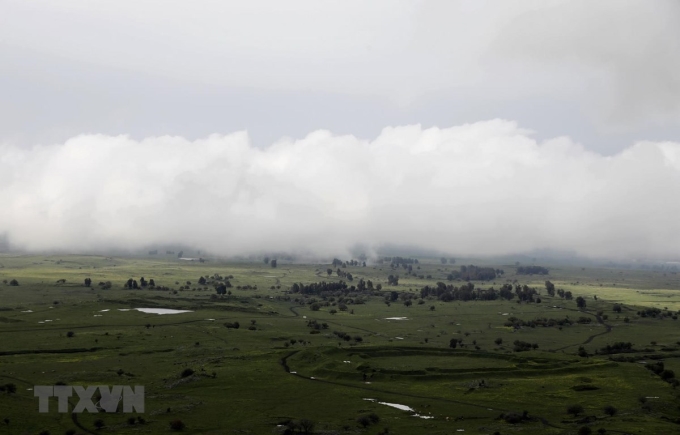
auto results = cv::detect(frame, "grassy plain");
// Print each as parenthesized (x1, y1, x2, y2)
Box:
(1, 254, 680, 434)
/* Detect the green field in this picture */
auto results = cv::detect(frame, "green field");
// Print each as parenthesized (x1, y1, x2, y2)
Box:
(1, 254, 680, 434)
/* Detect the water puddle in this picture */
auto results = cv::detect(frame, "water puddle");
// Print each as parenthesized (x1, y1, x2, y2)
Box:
(134, 308, 193, 315)
(363, 399, 433, 419)
(384, 317, 408, 320)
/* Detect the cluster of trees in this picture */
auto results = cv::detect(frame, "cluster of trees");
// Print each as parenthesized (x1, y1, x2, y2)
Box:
(419, 282, 539, 303)
(332, 258, 365, 267)
(637, 307, 674, 319)
(387, 256, 418, 266)
(335, 268, 354, 281)
(123, 277, 156, 289)
(306, 319, 329, 331)
(504, 316, 575, 329)
(440, 257, 456, 264)
(512, 340, 539, 352)
(597, 342, 634, 354)
(545, 282, 574, 300)
(387, 274, 399, 285)
(516, 266, 549, 275)
(645, 361, 678, 386)
(333, 330, 363, 342)
(454, 265, 498, 281)
(290, 281, 349, 295)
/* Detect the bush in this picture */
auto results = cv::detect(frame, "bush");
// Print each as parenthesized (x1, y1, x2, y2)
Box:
(170, 419, 186, 431)
(180, 368, 194, 378)
(9, 279, 18, 286)
(567, 404, 584, 416)
(66, 331, 75, 338)
(603, 405, 617, 416)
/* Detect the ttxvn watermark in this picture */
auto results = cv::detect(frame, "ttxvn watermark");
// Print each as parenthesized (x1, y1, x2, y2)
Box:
(34, 385, 144, 413)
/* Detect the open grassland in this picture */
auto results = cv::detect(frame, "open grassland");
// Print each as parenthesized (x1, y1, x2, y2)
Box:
(1, 254, 680, 434)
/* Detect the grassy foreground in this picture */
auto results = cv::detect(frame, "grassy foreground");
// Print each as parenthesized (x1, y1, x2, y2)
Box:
(1, 254, 680, 434)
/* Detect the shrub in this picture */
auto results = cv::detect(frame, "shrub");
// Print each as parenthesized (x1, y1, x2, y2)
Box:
(170, 419, 186, 431)
(567, 404, 584, 416)
(180, 368, 194, 378)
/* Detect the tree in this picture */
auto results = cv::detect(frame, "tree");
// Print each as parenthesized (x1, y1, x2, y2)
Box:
(449, 338, 458, 349)
(67, 331, 75, 338)
(440, 257, 448, 264)
(576, 296, 587, 308)
(326, 268, 332, 276)
(603, 405, 617, 416)
(545, 280, 555, 296)
(270, 259, 277, 268)
(567, 404, 584, 416)
(198, 276, 207, 285)
(613, 304, 622, 313)
(494, 338, 503, 345)
(299, 419, 315, 434)
(404, 299, 412, 307)
(263, 256, 270, 264)
(84, 278, 92, 287)
(9, 279, 18, 286)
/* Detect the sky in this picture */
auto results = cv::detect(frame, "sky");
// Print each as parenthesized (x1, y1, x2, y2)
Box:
(1, 0, 679, 260)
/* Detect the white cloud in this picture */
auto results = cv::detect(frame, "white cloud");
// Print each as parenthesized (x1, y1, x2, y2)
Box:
(1, 120, 679, 259)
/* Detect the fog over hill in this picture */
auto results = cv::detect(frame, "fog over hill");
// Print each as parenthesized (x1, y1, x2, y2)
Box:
(1, 120, 679, 260)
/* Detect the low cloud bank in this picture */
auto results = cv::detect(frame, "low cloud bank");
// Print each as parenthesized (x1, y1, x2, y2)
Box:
(1, 120, 679, 260)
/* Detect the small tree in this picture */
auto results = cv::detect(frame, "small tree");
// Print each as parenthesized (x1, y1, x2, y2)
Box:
(66, 331, 75, 338)
(567, 404, 584, 417)
(9, 279, 18, 286)
(576, 296, 586, 308)
(270, 259, 277, 268)
(603, 405, 617, 416)
(84, 278, 92, 287)
(299, 419, 315, 434)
